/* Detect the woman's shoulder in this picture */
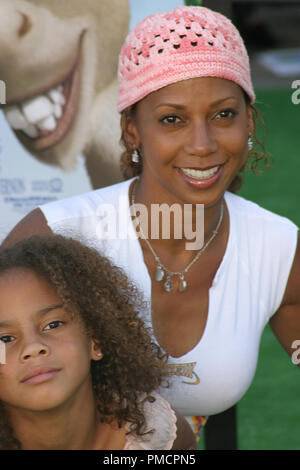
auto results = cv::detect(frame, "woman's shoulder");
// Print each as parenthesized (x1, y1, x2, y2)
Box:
(123, 393, 177, 450)
(1, 179, 134, 248)
(40, 178, 133, 221)
(225, 191, 298, 231)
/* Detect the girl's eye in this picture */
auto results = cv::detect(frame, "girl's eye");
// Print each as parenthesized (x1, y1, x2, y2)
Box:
(216, 109, 237, 120)
(44, 321, 64, 331)
(160, 115, 182, 125)
(0, 335, 15, 344)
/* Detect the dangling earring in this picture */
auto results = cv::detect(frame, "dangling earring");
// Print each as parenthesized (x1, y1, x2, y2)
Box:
(248, 137, 253, 151)
(131, 148, 140, 163)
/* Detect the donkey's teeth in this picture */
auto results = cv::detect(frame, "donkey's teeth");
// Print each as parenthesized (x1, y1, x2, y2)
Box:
(4, 106, 28, 130)
(48, 89, 65, 106)
(53, 104, 63, 119)
(37, 115, 57, 132)
(3, 81, 67, 139)
(21, 96, 54, 124)
(22, 124, 39, 138)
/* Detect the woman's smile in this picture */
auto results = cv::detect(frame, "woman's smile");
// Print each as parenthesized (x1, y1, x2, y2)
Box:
(176, 164, 224, 189)
(126, 76, 253, 206)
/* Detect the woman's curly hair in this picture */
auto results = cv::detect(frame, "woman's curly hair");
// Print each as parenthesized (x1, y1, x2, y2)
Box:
(0, 235, 168, 450)
(119, 94, 272, 193)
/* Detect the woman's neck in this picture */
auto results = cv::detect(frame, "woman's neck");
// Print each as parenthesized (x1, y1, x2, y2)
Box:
(130, 177, 226, 255)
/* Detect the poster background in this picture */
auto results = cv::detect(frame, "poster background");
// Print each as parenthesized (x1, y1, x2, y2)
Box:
(0, 0, 183, 242)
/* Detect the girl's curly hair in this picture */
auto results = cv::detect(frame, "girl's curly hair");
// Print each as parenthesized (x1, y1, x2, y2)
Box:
(0, 235, 168, 450)
(119, 94, 272, 193)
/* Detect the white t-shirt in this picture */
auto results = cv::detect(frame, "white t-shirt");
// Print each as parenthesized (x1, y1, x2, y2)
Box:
(39, 178, 298, 417)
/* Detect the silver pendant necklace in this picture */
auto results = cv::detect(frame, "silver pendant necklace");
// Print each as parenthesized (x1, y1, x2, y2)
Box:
(131, 179, 224, 293)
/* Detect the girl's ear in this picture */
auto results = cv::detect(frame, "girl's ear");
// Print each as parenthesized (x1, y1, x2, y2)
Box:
(90, 339, 103, 361)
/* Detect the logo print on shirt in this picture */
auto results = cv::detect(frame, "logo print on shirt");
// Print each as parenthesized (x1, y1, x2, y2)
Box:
(167, 361, 200, 385)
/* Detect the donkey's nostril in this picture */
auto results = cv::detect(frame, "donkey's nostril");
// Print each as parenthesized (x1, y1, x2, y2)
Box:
(17, 11, 32, 37)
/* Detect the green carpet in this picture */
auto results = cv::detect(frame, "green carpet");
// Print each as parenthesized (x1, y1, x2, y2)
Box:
(198, 89, 300, 450)
(240, 89, 300, 227)
(238, 89, 300, 450)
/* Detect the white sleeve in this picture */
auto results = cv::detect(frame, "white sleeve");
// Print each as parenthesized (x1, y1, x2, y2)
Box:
(123, 393, 177, 450)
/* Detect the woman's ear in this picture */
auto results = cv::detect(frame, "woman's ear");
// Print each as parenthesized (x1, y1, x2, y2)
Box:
(90, 339, 103, 361)
(122, 112, 141, 150)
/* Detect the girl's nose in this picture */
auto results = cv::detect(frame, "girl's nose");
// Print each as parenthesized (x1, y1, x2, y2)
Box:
(21, 342, 50, 362)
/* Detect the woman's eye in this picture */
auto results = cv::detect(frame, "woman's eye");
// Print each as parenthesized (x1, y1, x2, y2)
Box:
(160, 115, 181, 125)
(44, 321, 64, 331)
(0, 335, 15, 344)
(216, 109, 237, 120)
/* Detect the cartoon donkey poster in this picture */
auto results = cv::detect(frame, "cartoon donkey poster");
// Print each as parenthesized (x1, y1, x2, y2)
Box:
(0, 0, 130, 189)
(0, 0, 185, 240)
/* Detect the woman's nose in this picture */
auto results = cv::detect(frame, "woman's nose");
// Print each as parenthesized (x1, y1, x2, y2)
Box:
(185, 120, 218, 157)
(21, 341, 50, 362)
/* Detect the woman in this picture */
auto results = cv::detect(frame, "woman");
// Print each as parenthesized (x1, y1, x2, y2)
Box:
(2, 6, 300, 438)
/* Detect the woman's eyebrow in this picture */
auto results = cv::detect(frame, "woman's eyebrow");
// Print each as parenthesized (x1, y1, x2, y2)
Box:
(210, 96, 238, 106)
(153, 103, 186, 110)
(153, 96, 238, 110)
(0, 320, 13, 329)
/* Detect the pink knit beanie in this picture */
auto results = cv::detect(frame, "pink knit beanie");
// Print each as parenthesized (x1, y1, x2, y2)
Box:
(117, 6, 255, 112)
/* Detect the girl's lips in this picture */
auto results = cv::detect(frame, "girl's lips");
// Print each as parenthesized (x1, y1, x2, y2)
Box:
(21, 368, 61, 385)
(177, 165, 223, 189)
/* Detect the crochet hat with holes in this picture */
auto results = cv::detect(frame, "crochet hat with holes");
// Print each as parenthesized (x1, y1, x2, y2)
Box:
(117, 6, 255, 112)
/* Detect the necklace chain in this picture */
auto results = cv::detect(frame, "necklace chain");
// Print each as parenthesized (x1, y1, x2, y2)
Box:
(131, 179, 224, 293)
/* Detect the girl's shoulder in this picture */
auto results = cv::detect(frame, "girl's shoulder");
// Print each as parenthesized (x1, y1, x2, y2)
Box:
(123, 393, 177, 450)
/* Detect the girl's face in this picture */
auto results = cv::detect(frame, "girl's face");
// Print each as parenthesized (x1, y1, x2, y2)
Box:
(126, 76, 253, 207)
(0, 268, 101, 413)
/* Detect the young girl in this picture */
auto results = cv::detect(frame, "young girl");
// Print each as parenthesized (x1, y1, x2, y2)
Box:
(0, 234, 195, 450)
